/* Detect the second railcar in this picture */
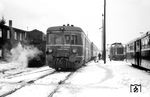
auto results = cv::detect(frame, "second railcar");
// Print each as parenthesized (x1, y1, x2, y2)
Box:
(91, 42, 99, 60)
(126, 32, 150, 70)
(46, 25, 91, 70)
(109, 42, 125, 61)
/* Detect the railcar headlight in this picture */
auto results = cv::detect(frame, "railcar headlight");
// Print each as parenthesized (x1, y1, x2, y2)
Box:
(46, 49, 53, 54)
(72, 49, 77, 53)
(48, 49, 53, 53)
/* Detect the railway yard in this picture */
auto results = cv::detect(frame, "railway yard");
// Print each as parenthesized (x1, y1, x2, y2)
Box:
(0, 60, 150, 97)
(1, 0, 150, 97)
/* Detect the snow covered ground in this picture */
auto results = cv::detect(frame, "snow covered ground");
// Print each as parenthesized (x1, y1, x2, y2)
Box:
(0, 60, 150, 97)
(54, 60, 150, 97)
(0, 61, 54, 97)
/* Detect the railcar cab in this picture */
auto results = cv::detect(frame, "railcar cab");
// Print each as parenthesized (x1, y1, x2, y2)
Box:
(109, 42, 124, 60)
(46, 26, 83, 56)
(46, 25, 84, 70)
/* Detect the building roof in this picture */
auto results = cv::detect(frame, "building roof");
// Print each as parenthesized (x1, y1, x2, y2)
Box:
(0, 24, 27, 33)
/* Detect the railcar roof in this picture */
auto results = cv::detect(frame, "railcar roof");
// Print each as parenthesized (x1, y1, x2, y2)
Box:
(127, 31, 150, 45)
(126, 32, 150, 45)
(111, 42, 122, 45)
(110, 42, 124, 47)
(47, 26, 83, 32)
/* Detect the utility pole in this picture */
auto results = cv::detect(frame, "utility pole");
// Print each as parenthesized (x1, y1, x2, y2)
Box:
(103, 0, 106, 64)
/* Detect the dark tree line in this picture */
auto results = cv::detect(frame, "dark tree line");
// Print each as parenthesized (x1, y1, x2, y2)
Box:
(0, 17, 6, 25)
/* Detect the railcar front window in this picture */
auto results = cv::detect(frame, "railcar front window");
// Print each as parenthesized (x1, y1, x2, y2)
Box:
(71, 35, 77, 44)
(47, 34, 63, 44)
(65, 35, 70, 44)
(117, 48, 123, 54)
(47, 34, 78, 45)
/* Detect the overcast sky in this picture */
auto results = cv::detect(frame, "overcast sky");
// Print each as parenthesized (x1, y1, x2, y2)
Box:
(1, 0, 150, 50)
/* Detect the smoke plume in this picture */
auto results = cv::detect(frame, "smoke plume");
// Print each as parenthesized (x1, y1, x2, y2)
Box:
(6, 43, 42, 69)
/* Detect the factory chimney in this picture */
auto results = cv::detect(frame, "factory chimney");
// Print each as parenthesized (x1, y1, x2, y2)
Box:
(9, 20, 12, 27)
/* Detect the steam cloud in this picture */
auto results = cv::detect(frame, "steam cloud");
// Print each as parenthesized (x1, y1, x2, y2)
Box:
(5, 43, 42, 69)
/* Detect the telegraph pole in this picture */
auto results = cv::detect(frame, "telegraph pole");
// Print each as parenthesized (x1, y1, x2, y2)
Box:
(103, 0, 106, 64)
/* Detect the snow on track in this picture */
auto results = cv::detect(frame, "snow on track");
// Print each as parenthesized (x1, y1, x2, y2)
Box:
(0, 66, 55, 97)
(5, 72, 74, 97)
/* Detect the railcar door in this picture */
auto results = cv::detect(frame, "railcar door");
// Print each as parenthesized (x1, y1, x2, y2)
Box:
(135, 40, 141, 66)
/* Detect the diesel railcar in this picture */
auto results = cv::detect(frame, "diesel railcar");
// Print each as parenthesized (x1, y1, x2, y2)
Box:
(126, 32, 150, 69)
(109, 42, 125, 61)
(46, 24, 96, 70)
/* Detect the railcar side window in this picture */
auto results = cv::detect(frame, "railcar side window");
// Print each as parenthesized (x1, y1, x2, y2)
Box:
(47, 34, 54, 44)
(127, 43, 134, 52)
(0, 29, 2, 38)
(130, 43, 133, 50)
(141, 36, 150, 49)
(127, 45, 130, 52)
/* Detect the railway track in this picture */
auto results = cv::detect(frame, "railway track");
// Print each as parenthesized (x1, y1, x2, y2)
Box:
(0, 67, 55, 97)
(5, 68, 53, 79)
(0, 66, 75, 97)
(48, 72, 74, 97)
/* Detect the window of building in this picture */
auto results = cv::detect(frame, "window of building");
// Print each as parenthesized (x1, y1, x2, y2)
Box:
(0, 49, 2, 57)
(25, 32, 26, 39)
(20, 33, 22, 41)
(7, 30, 10, 39)
(14, 31, 17, 40)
